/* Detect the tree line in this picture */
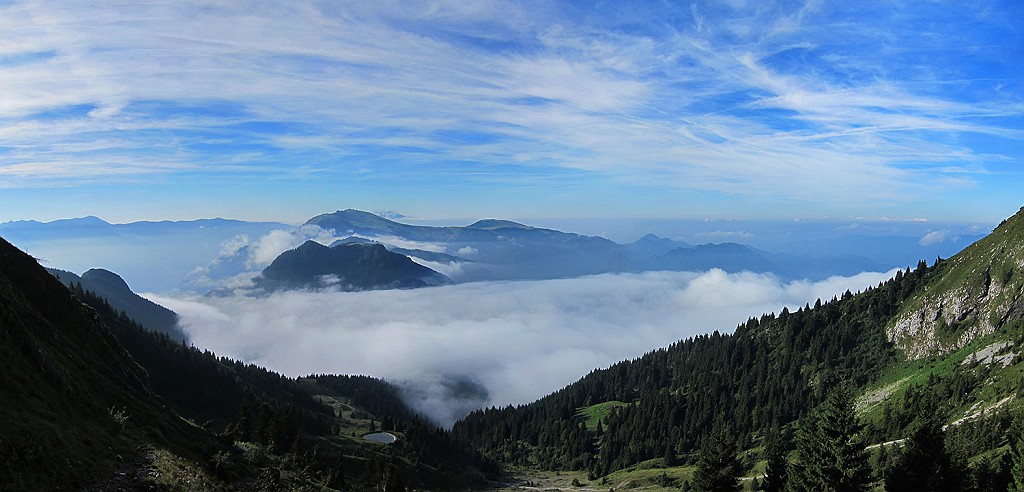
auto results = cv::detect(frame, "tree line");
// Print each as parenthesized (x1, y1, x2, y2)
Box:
(64, 280, 495, 489)
(693, 383, 1024, 491)
(454, 261, 940, 475)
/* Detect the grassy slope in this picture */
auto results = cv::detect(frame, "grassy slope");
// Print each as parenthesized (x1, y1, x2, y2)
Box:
(575, 401, 629, 431)
(861, 208, 1024, 434)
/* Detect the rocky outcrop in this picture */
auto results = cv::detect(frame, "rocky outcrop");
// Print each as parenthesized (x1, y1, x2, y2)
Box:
(887, 209, 1024, 359)
(887, 277, 1019, 358)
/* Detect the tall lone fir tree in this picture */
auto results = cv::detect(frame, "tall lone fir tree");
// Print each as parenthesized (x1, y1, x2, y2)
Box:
(692, 417, 742, 492)
(787, 386, 871, 492)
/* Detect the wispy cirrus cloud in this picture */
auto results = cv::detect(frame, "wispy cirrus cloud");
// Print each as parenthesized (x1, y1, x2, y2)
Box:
(1, 1, 1021, 221)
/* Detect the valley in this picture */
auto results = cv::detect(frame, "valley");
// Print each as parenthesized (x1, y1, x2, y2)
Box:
(3, 207, 1024, 490)
(4, 1, 1022, 489)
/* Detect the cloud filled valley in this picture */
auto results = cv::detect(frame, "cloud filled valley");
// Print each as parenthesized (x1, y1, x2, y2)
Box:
(149, 268, 897, 427)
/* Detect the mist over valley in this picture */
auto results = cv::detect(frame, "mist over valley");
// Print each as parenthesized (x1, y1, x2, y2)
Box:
(149, 267, 899, 427)
(3, 1, 1022, 487)
(2, 209, 981, 426)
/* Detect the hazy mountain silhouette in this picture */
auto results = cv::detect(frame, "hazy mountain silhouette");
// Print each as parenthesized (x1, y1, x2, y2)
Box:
(253, 240, 451, 292)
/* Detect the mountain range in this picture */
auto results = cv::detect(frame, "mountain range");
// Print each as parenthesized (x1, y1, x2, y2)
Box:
(2, 209, 985, 295)
(2, 206, 1023, 489)
(299, 209, 887, 285)
(0, 216, 288, 292)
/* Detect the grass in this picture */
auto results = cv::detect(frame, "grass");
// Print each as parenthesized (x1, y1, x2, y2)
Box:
(858, 324, 1022, 434)
(495, 457, 776, 491)
(575, 401, 629, 431)
(149, 448, 227, 491)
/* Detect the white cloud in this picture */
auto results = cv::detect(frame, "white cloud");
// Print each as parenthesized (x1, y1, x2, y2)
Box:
(219, 234, 250, 257)
(150, 268, 897, 427)
(246, 225, 338, 268)
(457, 246, 478, 256)
(919, 229, 955, 246)
(0, 1, 1017, 219)
(407, 257, 464, 279)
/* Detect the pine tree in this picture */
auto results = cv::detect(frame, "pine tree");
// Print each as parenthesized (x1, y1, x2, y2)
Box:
(1011, 412, 1024, 492)
(788, 386, 871, 492)
(228, 402, 252, 442)
(761, 427, 787, 492)
(883, 416, 963, 491)
(692, 417, 742, 492)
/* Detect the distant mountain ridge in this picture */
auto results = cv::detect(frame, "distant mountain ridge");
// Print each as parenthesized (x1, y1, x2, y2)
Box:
(329, 237, 472, 265)
(306, 209, 632, 282)
(0, 215, 288, 239)
(302, 209, 884, 283)
(0, 215, 290, 292)
(466, 219, 533, 230)
(5, 210, 969, 295)
(252, 240, 452, 292)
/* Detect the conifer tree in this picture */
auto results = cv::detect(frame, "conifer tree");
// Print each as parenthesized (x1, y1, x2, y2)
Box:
(692, 417, 742, 492)
(788, 386, 871, 492)
(1011, 412, 1024, 492)
(229, 402, 252, 441)
(761, 427, 787, 492)
(883, 416, 963, 491)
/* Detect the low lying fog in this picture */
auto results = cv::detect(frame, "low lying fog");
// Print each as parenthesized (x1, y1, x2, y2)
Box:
(149, 268, 897, 427)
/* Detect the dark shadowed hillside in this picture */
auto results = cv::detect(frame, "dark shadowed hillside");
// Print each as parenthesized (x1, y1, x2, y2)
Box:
(1, 235, 493, 490)
(0, 236, 217, 489)
(48, 267, 188, 342)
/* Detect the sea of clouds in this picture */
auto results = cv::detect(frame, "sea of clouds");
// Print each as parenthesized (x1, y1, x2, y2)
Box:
(149, 268, 897, 427)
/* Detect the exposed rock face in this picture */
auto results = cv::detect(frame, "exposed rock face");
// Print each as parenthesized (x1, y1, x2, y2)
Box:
(888, 208, 1024, 359)
(888, 279, 1014, 358)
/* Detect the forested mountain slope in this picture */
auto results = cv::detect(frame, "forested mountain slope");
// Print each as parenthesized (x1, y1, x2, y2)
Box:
(453, 207, 1024, 481)
(0, 236, 218, 489)
(79, 286, 494, 489)
(1, 235, 492, 490)
(48, 266, 188, 342)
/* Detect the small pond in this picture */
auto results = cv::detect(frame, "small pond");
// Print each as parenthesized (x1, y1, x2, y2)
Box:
(362, 432, 397, 444)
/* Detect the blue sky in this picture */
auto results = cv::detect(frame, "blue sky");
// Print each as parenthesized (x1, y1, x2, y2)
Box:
(1, 0, 1022, 224)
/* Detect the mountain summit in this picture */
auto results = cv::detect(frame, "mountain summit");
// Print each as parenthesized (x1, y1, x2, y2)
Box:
(253, 240, 451, 292)
(466, 219, 533, 230)
(48, 267, 187, 342)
